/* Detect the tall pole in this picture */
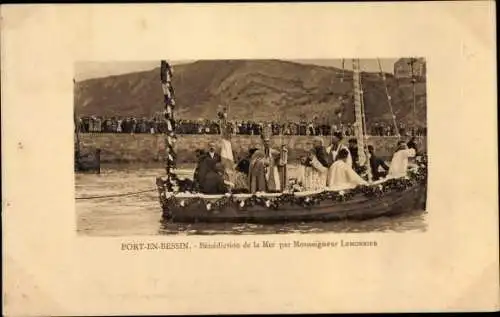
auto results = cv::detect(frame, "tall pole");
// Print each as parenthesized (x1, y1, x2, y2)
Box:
(160, 60, 178, 191)
(352, 59, 366, 166)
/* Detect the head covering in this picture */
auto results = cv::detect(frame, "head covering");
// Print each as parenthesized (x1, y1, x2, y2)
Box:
(332, 132, 343, 141)
(337, 148, 350, 160)
(249, 148, 259, 156)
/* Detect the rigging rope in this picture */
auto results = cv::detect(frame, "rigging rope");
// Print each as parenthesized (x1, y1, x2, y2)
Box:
(377, 58, 399, 138)
(75, 188, 157, 200)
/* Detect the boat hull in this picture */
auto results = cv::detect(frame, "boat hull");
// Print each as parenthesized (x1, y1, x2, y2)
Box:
(160, 183, 426, 224)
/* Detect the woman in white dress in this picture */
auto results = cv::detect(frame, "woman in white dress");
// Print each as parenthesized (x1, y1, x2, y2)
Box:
(326, 148, 368, 190)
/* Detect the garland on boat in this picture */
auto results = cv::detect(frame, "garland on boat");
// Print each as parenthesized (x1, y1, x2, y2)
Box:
(160, 60, 178, 191)
(161, 154, 427, 213)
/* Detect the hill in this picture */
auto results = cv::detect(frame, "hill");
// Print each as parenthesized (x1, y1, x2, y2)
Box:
(74, 59, 427, 125)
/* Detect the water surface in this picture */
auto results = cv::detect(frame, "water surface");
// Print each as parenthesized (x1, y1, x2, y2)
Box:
(76, 164, 427, 236)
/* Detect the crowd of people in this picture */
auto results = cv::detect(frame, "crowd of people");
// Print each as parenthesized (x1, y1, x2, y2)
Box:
(189, 130, 420, 195)
(77, 116, 427, 137)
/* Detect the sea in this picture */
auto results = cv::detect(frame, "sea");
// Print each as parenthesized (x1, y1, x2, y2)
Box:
(76, 164, 427, 236)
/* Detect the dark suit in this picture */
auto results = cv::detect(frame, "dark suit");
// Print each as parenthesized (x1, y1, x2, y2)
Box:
(312, 146, 331, 168)
(369, 153, 390, 181)
(200, 170, 228, 194)
(194, 152, 221, 191)
(204, 152, 221, 166)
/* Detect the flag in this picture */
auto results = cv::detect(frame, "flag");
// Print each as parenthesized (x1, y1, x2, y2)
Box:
(219, 119, 236, 186)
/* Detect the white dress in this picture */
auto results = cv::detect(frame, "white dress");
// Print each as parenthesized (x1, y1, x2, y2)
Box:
(300, 156, 328, 191)
(326, 160, 368, 190)
(388, 148, 416, 178)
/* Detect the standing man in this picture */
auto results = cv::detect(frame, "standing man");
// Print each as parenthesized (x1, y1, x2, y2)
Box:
(195, 142, 221, 190)
(248, 133, 287, 193)
(205, 141, 221, 165)
(326, 132, 352, 167)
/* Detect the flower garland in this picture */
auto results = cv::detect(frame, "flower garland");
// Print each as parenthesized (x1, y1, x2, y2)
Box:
(164, 161, 427, 212)
(160, 60, 179, 192)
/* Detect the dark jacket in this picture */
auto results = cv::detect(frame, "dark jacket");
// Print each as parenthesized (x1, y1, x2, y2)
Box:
(236, 158, 251, 175)
(312, 146, 330, 168)
(204, 152, 221, 166)
(200, 170, 228, 194)
(194, 153, 221, 190)
(369, 153, 390, 181)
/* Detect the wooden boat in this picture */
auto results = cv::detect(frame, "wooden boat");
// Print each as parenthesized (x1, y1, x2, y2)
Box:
(157, 163, 427, 223)
(155, 59, 427, 224)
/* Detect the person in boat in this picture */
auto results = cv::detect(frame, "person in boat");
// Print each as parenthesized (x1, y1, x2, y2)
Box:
(326, 132, 352, 167)
(248, 134, 287, 193)
(387, 140, 417, 178)
(348, 138, 363, 173)
(194, 143, 221, 192)
(326, 148, 368, 189)
(367, 145, 390, 181)
(225, 148, 259, 193)
(277, 143, 289, 190)
(199, 162, 230, 194)
(205, 141, 221, 165)
(298, 137, 329, 191)
(236, 148, 259, 175)
(193, 149, 207, 191)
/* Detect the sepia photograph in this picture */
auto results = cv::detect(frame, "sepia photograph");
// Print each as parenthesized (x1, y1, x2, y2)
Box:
(4, 2, 497, 315)
(75, 58, 428, 236)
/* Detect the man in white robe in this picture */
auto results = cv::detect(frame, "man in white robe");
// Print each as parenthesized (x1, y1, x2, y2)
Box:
(326, 148, 368, 190)
(387, 141, 416, 178)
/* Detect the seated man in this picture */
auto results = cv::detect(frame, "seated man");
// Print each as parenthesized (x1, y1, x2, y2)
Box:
(348, 138, 361, 171)
(387, 140, 417, 178)
(326, 148, 368, 189)
(367, 145, 390, 181)
(199, 162, 230, 194)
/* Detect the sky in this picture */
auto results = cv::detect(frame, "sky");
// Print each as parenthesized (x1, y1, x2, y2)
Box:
(74, 58, 399, 81)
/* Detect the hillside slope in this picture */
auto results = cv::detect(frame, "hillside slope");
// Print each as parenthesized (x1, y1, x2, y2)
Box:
(75, 60, 426, 125)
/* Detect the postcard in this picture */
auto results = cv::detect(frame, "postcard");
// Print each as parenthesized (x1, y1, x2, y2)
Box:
(2, 2, 498, 315)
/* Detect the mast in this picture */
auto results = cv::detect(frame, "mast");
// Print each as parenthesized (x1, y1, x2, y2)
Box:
(352, 59, 366, 164)
(352, 59, 372, 181)
(377, 58, 399, 138)
(160, 60, 178, 191)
